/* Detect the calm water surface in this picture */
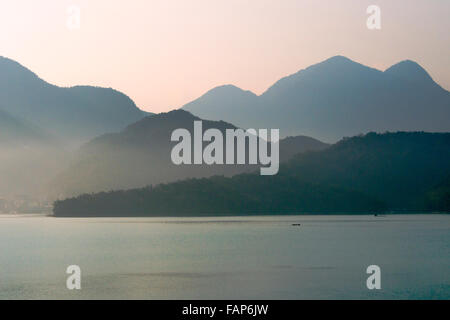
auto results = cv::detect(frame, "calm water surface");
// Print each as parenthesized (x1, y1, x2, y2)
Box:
(0, 214, 448, 299)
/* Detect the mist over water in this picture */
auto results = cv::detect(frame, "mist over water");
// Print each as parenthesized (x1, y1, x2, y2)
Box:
(0, 214, 448, 299)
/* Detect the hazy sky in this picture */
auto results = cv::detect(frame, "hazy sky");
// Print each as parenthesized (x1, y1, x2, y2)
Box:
(1, 0, 449, 112)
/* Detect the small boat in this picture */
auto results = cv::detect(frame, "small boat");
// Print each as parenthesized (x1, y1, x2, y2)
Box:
(374, 213, 386, 217)
(292, 223, 301, 226)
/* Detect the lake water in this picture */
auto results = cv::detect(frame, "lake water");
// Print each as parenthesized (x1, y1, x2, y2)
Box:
(0, 214, 448, 299)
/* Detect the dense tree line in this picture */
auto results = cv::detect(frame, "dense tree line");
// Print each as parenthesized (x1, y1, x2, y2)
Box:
(54, 132, 450, 217)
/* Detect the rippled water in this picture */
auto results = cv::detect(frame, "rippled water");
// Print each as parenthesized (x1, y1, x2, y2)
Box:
(0, 214, 448, 299)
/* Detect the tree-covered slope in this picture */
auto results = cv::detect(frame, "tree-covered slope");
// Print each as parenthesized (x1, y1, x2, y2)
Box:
(54, 132, 450, 217)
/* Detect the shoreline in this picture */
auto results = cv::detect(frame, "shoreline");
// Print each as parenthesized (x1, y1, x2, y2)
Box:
(51, 211, 449, 218)
(2, 212, 448, 218)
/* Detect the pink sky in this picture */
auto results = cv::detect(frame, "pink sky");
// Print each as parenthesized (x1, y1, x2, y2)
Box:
(1, 0, 449, 113)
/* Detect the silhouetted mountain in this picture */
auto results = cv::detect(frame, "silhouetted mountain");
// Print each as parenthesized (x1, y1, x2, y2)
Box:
(53, 132, 450, 217)
(51, 110, 327, 197)
(278, 135, 329, 161)
(384, 60, 437, 87)
(183, 85, 259, 122)
(183, 56, 450, 142)
(0, 56, 148, 144)
(283, 132, 450, 210)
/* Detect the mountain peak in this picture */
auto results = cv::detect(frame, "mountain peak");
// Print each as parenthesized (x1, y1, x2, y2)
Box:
(262, 55, 381, 101)
(322, 55, 355, 64)
(203, 84, 257, 98)
(309, 55, 379, 73)
(182, 84, 258, 122)
(0, 56, 148, 144)
(384, 60, 434, 85)
(125, 109, 198, 131)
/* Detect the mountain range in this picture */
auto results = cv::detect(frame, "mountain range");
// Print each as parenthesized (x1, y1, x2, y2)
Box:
(183, 56, 450, 142)
(0, 56, 152, 199)
(0, 56, 150, 145)
(51, 110, 328, 197)
(0, 55, 449, 211)
(53, 132, 450, 216)
(3, 55, 448, 146)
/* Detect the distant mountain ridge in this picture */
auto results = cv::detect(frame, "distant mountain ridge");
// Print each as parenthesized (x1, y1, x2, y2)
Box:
(183, 56, 450, 142)
(0, 56, 149, 144)
(0, 56, 152, 198)
(51, 110, 328, 197)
